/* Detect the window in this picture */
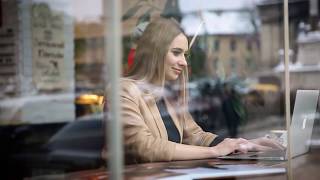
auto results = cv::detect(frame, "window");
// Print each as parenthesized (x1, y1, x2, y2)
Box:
(214, 39, 220, 51)
(0, 0, 305, 179)
(230, 39, 236, 51)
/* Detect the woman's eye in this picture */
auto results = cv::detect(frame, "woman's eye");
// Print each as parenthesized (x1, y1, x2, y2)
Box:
(172, 51, 181, 56)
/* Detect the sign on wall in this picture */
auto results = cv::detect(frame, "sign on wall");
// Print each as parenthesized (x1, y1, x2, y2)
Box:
(31, 3, 66, 91)
(0, 0, 18, 97)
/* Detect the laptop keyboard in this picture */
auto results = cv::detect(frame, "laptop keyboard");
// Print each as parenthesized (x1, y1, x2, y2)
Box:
(229, 150, 285, 158)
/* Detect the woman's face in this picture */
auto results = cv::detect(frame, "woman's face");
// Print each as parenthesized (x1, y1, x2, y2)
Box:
(164, 33, 188, 81)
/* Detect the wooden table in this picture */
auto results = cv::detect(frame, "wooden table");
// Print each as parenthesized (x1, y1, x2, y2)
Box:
(29, 147, 320, 180)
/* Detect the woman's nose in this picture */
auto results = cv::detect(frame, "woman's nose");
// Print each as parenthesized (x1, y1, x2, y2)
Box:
(178, 56, 188, 67)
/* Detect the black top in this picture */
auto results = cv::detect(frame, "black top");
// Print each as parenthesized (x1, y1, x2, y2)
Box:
(156, 98, 225, 146)
(209, 135, 225, 146)
(156, 98, 181, 143)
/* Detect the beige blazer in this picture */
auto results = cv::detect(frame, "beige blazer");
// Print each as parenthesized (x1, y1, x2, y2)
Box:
(120, 78, 218, 163)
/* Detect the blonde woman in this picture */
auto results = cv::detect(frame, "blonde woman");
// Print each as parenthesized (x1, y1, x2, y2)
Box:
(119, 18, 283, 163)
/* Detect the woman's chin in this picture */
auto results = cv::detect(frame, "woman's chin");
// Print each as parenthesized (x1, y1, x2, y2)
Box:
(170, 76, 179, 81)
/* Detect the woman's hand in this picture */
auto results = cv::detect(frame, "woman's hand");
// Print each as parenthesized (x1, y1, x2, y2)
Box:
(211, 136, 286, 157)
(249, 137, 286, 151)
(212, 138, 251, 156)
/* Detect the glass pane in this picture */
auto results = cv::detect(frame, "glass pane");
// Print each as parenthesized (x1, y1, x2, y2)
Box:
(5, 0, 318, 179)
(180, 0, 286, 142)
(287, 0, 320, 179)
(118, 0, 288, 179)
(0, 0, 108, 179)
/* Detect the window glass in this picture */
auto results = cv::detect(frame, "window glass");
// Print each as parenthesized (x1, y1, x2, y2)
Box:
(178, 0, 285, 143)
(120, 0, 287, 168)
(214, 39, 220, 51)
(3, 0, 318, 179)
(230, 39, 237, 51)
(0, 0, 108, 179)
(286, 0, 320, 177)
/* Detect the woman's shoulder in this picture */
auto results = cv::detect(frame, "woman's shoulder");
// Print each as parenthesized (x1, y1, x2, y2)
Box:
(120, 78, 142, 97)
(121, 78, 144, 90)
(120, 77, 137, 86)
(120, 78, 158, 98)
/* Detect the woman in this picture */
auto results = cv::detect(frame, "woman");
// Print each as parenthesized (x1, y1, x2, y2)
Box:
(119, 18, 283, 163)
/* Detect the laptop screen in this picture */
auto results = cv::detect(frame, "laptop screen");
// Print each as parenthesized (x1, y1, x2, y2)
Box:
(289, 90, 319, 158)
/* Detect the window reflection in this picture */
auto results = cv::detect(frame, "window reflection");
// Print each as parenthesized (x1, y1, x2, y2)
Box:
(214, 39, 220, 51)
(178, 0, 282, 141)
(0, 0, 319, 179)
(0, 0, 106, 179)
(230, 39, 237, 51)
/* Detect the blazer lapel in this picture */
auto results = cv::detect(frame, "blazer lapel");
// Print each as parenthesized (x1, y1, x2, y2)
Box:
(143, 94, 168, 140)
(164, 98, 183, 143)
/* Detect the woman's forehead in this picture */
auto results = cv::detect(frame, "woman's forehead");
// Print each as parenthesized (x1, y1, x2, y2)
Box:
(169, 33, 188, 51)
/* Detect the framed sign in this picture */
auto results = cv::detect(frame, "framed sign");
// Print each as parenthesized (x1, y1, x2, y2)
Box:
(31, 3, 66, 91)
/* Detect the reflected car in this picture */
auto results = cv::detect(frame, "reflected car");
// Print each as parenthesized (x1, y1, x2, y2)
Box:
(1, 116, 105, 180)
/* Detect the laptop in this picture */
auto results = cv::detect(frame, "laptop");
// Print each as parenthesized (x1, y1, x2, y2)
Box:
(218, 90, 319, 161)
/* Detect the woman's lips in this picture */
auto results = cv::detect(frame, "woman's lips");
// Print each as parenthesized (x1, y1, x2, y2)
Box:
(172, 67, 182, 74)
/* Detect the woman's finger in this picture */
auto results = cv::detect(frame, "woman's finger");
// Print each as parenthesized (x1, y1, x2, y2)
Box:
(252, 143, 273, 151)
(261, 138, 286, 150)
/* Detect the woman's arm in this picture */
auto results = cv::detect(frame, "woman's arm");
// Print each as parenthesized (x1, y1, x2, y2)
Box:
(173, 136, 286, 161)
(120, 80, 197, 162)
(121, 93, 274, 162)
(120, 82, 247, 162)
(119, 81, 281, 162)
(173, 138, 250, 160)
(181, 112, 215, 146)
(180, 111, 283, 153)
(121, 92, 176, 162)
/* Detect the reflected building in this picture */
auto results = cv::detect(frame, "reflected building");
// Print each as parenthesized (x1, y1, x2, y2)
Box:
(257, 0, 310, 69)
(180, 2, 261, 79)
(0, 0, 75, 124)
(74, 21, 105, 93)
(257, 0, 320, 90)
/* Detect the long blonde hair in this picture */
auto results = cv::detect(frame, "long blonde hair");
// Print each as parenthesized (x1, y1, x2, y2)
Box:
(126, 17, 189, 111)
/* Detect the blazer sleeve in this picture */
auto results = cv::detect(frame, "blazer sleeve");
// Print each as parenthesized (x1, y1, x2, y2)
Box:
(120, 82, 176, 163)
(182, 111, 218, 146)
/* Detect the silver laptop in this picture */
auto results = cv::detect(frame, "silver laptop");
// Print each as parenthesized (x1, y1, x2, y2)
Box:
(218, 90, 319, 161)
